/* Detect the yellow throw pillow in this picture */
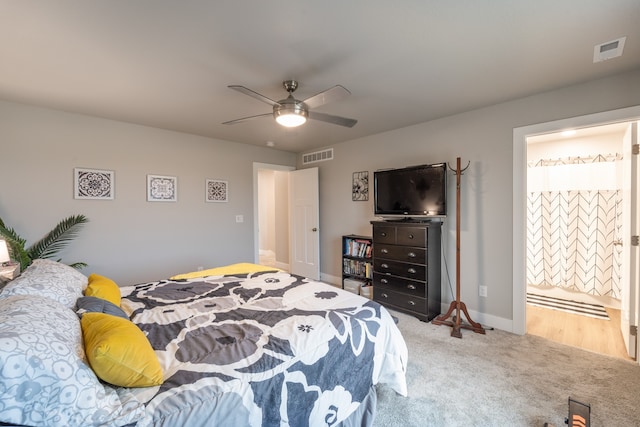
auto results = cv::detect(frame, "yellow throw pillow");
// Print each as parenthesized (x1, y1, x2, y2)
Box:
(81, 312, 164, 387)
(85, 273, 121, 306)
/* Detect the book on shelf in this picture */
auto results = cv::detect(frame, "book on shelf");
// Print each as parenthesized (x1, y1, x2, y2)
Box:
(344, 237, 372, 259)
(342, 258, 372, 279)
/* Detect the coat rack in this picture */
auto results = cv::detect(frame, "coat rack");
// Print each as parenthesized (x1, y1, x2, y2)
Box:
(432, 157, 486, 338)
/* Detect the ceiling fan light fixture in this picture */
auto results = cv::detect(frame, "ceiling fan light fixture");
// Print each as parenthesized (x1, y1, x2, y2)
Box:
(273, 100, 308, 127)
(275, 112, 307, 127)
(225, 80, 356, 128)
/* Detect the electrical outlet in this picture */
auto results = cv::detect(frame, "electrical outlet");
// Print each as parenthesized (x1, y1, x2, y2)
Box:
(479, 285, 488, 297)
(235, 215, 244, 223)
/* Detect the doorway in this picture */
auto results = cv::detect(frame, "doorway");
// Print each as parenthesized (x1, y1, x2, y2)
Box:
(253, 163, 294, 271)
(253, 163, 321, 279)
(525, 123, 631, 360)
(512, 105, 640, 364)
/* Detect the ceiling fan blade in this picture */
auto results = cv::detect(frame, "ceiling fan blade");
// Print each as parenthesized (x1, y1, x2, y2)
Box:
(222, 113, 272, 125)
(302, 85, 351, 109)
(228, 85, 280, 106)
(308, 111, 357, 128)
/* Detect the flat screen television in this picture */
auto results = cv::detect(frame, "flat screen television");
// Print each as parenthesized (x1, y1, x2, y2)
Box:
(374, 163, 447, 219)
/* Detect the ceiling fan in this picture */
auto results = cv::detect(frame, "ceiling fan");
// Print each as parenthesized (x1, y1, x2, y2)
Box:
(222, 80, 357, 128)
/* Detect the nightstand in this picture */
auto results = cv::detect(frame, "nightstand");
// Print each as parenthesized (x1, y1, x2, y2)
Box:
(0, 263, 20, 284)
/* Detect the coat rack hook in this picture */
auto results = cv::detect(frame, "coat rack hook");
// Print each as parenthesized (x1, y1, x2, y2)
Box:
(448, 161, 471, 173)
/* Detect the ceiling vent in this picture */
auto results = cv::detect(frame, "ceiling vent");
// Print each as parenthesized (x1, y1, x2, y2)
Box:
(302, 148, 334, 165)
(593, 37, 626, 63)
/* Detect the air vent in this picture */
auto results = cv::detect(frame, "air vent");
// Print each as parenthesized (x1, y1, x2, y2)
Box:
(593, 36, 626, 63)
(302, 148, 334, 165)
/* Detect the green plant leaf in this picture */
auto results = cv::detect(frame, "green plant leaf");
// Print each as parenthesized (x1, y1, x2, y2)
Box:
(27, 214, 89, 261)
(68, 262, 88, 269)
(0, 215, 88, 270)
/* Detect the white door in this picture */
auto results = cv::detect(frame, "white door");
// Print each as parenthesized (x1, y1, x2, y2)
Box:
(289, 167, 320, 280)
(621, 121, 639, 360)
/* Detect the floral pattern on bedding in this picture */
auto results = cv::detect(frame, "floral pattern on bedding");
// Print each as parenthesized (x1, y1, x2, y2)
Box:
(120, 271, 407, 427)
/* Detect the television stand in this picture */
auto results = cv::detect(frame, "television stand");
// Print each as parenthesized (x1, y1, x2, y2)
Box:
(370, 220, 441, 321)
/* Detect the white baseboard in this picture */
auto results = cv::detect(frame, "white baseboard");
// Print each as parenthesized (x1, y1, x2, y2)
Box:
(320, 272, 342, 288)
(274, 261, 289, 271)
(318, 271, 515, 333)
(439, 301, 514, 333)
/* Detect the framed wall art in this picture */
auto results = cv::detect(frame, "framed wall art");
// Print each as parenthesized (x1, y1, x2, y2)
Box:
(74, 168, 115, 200)
(206, 179, 228, 203)
(352, 171, 369, 201)
(147, 174, 177, 202)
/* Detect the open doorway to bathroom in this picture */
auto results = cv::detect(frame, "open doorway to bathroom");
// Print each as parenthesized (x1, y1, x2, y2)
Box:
(525, 122, 633, 360)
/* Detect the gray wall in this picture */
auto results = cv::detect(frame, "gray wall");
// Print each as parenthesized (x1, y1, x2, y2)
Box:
(0, 100, 296, 285)
(304, 69, 640, 329)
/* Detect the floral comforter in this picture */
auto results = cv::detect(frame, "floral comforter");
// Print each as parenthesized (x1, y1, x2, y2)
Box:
(119, 270, 407, 427)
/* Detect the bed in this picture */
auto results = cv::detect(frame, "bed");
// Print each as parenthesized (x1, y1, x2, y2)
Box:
(0, 260, 408, 427)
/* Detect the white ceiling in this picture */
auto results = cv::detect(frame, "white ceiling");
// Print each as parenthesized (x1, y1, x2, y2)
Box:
(527, 122, 632, 144)
(1, 1, 639, 153)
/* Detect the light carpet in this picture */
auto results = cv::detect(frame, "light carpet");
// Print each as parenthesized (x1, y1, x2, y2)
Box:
(373, 309, 639, 426)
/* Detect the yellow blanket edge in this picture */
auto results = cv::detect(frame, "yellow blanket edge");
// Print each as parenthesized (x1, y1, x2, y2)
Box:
(170, 263, 280, 280)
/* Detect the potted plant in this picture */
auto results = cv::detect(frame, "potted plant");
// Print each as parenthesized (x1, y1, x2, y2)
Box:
(0, 214, 89, 270)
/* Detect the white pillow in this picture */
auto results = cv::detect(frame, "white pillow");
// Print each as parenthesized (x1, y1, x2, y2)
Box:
(0, 295, 143, 427)
(0, 259, 88, 308)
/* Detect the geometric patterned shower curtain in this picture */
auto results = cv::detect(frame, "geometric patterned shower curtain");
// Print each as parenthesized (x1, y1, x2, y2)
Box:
(526, 154, 623, 300)
(527, 190, 622, 298)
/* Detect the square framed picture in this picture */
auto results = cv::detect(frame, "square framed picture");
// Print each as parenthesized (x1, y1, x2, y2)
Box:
(352, 171, 369, 201)
(147, 174, 177, 202)
(206, 179, 228, 203)
(74, 168, 115, 200)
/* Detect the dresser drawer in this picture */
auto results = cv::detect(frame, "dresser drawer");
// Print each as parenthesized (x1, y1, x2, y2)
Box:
(374, 244, 426, 264)
(396, 226, 427, 246)
(374, 287, 426, 313)
(373, 225, 396, 244)
(374, 273, 425, 297)
(373, 259, 425, 281)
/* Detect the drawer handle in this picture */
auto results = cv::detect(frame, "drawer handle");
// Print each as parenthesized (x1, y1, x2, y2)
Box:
(381, 293, 389, 298)
(407, 252, 416, 258)
(408, 268, 417, 274)
(408, 234, 414, 239)
(381, 278, 388, 284)
(381, 263, 389, 269)
(408, 300, 416, 306)
(381, 248, 389, 254)
(407, 284, 416, 290)
(381, 232, 387, 237)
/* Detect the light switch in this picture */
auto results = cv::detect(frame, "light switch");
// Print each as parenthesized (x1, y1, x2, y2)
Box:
(235, 215, 244, 223)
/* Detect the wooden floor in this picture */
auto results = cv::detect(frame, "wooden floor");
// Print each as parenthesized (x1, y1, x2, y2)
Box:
(527, 304, 634, 361)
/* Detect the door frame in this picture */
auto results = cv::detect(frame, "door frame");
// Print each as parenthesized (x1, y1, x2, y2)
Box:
(512, 105, 640, 342)
(252, 162, 295, 265)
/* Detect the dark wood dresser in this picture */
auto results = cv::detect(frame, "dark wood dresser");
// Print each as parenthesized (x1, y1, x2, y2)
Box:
(371, 220, 442, 321)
